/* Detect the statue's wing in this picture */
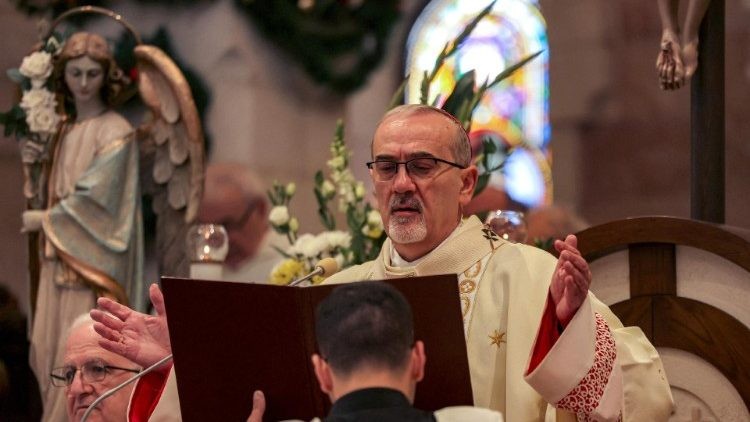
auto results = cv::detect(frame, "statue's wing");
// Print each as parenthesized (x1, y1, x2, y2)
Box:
(136, 45, 205, 277)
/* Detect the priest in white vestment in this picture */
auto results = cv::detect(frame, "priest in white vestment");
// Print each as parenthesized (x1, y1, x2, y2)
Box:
(90, 104, 674, 422)
(322, 104, 674, 421)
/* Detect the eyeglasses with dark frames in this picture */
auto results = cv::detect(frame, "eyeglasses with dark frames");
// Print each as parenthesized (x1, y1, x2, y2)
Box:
(366, 157, 466, 182)
(50, 358, 141, 387)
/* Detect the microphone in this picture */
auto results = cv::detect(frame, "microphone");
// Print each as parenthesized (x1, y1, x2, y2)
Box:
(80, 354, 173, 422)
(289, 257, 339, 287)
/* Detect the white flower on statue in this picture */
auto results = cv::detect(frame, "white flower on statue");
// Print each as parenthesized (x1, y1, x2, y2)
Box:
(30, 78, 47, 89)
(26, 106, 60, 134)
(268, 205, 290, 226)
(20, 88, 56, 112)
(19, 51, 53, 81)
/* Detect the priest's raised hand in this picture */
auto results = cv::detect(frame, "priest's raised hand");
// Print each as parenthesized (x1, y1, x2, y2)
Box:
(89, 283, 172, 367)
(550, 234, 592, 327)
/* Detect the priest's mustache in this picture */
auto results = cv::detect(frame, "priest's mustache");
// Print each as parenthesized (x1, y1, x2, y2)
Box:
(390, 194, 423, 212)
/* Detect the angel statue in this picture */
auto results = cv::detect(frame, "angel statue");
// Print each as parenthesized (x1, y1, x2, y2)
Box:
(10, 7, 204, 421)
(656, 0, 711, 90)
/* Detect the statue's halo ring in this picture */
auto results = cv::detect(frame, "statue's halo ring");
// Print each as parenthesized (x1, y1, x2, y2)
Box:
(45, 6, 141, 45)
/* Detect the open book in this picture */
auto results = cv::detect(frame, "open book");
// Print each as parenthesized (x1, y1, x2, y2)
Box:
(161, 274, 473, 421)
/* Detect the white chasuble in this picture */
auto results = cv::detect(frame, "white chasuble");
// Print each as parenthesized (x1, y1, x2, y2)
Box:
(325, 216, 674, 421)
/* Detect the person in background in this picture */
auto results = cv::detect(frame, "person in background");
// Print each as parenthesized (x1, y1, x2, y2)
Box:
(198, 163, 284, 283)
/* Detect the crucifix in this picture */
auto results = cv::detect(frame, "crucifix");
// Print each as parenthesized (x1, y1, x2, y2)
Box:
(690, 0, 724, 223)
(656, 0, 725, 223)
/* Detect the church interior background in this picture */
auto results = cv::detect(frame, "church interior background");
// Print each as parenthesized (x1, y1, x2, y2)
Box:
(0, 0, 748, 420)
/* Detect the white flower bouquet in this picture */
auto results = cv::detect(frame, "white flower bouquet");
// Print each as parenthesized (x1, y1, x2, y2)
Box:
(1, 36, 64, 208)
(1, 38, 63, 140)
(267, 121, 385, 285)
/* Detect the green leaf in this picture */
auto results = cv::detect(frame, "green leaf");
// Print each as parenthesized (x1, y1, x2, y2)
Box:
(482, 137, 497, 155)
(419, 69, 430, 105)
(0, 105, 29, 140)
(454, 99, 472, 132)
(533, 237, 555, 252)
(464, 51, 543, 128)
(441, 70, 476, 116)
(485, 50, 543, 92)
(387, 74, 409, 110)
(346, 207, 362, 232)
(445, 1, 496, 59)
(314, 170, 325, 186)
(334, 120, 344, 142)
(474, 173, 491, 198)
(419, 0, 496, 102)
(271, 245, 293, 259)
(266, 190, 277, 206)
(11, 105, 25, 119)
(7, 69, 24, 85)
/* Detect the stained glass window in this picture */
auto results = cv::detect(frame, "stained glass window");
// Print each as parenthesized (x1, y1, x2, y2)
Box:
(405, 0, 550, 207)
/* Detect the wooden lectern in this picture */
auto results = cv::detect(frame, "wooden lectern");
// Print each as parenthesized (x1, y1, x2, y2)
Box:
(161, 274, 473, 421)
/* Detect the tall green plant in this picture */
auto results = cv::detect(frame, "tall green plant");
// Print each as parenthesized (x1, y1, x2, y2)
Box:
(389, 0, 543, 198)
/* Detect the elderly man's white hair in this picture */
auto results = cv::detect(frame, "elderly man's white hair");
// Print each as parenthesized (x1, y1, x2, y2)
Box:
(64, 313, 96, 341)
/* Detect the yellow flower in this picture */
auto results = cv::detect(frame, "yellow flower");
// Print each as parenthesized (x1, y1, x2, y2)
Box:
(354, 182, 365, 200)
(288, 217, 299, 232)
(362, 224, 383, 239)
(285, 182, 296, 196)
(269, 258, 305, 285)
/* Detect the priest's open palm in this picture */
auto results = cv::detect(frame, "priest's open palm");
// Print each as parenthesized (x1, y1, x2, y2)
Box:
(90, 283, 171, 367)
(550, 235, 592, 326)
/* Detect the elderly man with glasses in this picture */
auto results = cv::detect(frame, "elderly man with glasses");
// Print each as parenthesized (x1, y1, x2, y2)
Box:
(324, 104, 674, 421)
(52, 313, 141, 422)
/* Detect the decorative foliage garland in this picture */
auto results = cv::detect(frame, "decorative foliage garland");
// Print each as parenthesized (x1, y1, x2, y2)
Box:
(236, 0, 400, 93)
(11, 0, 401, 94)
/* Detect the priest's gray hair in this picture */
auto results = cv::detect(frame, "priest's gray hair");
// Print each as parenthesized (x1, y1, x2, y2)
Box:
(373, 104, 472, 167)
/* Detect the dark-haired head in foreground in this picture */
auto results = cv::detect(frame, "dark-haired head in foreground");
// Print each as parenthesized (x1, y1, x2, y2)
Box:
(311, 281, 426, 405)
